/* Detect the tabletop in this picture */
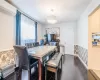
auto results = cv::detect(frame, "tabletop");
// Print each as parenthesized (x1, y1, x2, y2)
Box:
(28, 46, 57, 59)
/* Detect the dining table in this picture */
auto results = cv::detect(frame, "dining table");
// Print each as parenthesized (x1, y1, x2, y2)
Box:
(27, 46, 57, 80)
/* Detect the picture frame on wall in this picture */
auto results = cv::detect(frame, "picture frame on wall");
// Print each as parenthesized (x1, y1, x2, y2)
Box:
(45, 27, 60, 37)
(92, 33, 100, 47)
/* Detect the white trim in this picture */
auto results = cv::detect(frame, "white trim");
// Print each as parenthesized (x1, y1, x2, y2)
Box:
(0, 48, 14, 52)
(77, 54, 88, 70)
(66, 54, 88, 69)
(65, 53, 76, 56)
(0, 0, 16, 16)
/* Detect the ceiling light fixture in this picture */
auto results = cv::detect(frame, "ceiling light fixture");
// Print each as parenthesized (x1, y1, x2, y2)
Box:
(47, 9, 57, 24)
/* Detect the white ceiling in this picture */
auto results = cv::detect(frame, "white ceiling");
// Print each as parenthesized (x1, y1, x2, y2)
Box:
(10, 0, 91, 24)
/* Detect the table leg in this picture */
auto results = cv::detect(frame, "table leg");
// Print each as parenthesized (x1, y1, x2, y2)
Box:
(38, 59, 42, 80)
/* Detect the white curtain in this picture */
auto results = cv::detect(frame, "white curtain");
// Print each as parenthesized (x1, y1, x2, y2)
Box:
(21, 15, 35, 45)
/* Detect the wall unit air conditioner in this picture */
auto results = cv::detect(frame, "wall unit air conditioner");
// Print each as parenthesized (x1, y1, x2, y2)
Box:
(0, 0, 17, 16)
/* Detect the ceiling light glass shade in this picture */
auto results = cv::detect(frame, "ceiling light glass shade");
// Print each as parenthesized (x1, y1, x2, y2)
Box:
(47, 15, 57, 24)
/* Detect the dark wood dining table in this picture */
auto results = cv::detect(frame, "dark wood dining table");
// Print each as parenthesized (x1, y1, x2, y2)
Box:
(28, 46, 57, 80)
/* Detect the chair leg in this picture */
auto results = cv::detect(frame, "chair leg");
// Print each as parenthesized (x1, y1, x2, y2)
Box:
(55, 71, 57, 80)
(29, 69, 31, 80)
(18, 69, 22, 80)
(62, 55, 65, 63)
(27, 69, 31, 80)
(61, 56, 63, 72)
(45, 66, 47, 80)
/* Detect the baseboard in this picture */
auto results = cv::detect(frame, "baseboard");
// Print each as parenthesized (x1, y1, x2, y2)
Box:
(63, 54, 88, 69)
(76, 54, 88, 70)
(0, 48, 14, 52)
(65, 54, 76, 56)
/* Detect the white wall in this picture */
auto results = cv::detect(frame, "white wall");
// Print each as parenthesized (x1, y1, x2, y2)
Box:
(0, 11, 15, 51)
(0, 11, 43, 52)
(43, 22, 77, 55)
(77, 0, 100, 49)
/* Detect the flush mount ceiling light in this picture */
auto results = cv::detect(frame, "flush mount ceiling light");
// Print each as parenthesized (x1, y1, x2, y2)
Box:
(47, 15, 57, 24)
(47, 9, 57, 24)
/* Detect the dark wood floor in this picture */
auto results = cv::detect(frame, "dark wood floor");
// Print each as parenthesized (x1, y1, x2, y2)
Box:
(5, 54, 87, 80)
(60, 55, 87, 80)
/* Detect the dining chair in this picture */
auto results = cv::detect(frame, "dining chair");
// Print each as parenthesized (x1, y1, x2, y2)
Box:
(40, 39, 44, 46)
(34, 42, 39, 47)
(49, 42, 60, 52)
(25, 43, 34, 48)
(49, 42, 57, 46)
(13, 45, 38, 80)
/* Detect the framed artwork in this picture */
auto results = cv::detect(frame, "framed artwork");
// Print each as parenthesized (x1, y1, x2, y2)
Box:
(45, 27, 60, 37)
(92, 33, 100, 47)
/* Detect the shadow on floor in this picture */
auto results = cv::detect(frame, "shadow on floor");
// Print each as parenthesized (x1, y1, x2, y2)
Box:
(5, 54, 87, 80)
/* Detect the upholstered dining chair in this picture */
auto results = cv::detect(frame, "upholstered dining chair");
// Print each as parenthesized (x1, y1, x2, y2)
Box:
(34, 42, 39, 47)
(13, 45, 38, 80)
(49, 42, 60, 52)
(25, 43, 35, 48)
(40, 39, 44, 46)
(49, 42, 57, 46)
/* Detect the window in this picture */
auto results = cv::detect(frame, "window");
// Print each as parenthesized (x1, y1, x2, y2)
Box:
(21, 15, 36, 45)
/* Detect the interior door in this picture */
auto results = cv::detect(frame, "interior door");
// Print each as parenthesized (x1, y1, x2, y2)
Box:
(60, 27, 74, 55)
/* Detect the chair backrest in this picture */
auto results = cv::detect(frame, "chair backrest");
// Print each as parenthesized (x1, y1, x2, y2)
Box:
(40, 39, 44, 46)
(34, 42, 39, 47)
(25, 43, 34, 48)
(49, 42, 57, 46)
(13, 45, 29, 70)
